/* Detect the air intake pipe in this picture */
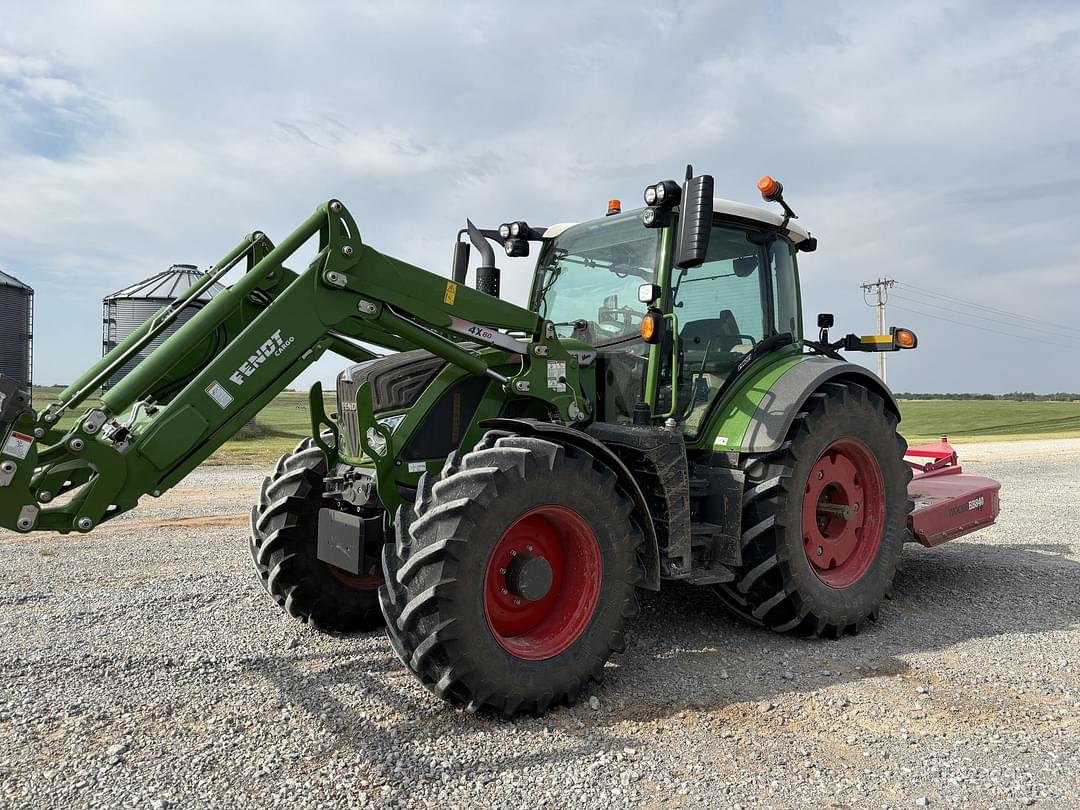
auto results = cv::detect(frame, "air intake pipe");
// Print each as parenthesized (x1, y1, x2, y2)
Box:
(466, 219, 500, 298)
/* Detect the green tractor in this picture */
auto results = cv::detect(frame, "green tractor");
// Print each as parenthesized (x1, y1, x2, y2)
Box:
(0, 168, 999, 717)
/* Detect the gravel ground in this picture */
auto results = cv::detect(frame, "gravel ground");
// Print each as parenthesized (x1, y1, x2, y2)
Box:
(0, 439, 1077, 809)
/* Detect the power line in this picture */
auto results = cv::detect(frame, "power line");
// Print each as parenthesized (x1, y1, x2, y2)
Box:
(887, 302, 1080, 347)
(888, 291, 1080, 346)
(895, 281, 1080, 337)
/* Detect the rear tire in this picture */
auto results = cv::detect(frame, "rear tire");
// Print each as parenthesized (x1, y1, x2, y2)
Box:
(249, 436, 384, 633)
(379, 431, 645, 716)
(714, 381, 913, 637)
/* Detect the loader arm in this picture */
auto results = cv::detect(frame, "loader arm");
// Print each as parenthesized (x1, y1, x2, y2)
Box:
(0, 200, 588, 535)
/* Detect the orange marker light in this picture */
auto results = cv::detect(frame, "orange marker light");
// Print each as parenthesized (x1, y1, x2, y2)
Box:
(757, 175, 782, 201)
(894, 328, 917, 349)
(641, 312, 661, 344)
(607, 199, 622, 216)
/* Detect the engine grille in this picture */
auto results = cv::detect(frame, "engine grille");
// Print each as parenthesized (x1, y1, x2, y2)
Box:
(336, 350, 446, 457)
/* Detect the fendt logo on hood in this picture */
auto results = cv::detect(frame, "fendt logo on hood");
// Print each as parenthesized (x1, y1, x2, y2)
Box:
(229, 329, 295, 386)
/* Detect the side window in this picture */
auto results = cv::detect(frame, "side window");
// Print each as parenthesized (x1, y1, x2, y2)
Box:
(770, 238, 801, 338)
(671, 228, 765, 346)
(670, 226, 768, 435)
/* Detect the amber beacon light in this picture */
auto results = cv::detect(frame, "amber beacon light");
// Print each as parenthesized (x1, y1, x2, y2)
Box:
(757, 175, 783, 201)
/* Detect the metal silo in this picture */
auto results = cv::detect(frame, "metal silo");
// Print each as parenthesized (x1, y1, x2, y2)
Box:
(0, 268, 33, 394)
(102, 264, 226, 391)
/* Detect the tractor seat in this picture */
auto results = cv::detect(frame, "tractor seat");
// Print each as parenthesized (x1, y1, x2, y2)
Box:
(681, 310, 748, 359)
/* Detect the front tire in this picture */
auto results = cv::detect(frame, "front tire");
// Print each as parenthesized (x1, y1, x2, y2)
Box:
(250, 437, 384, 633)
(714, 381, 912, 637)
(379, 432, 645, 716)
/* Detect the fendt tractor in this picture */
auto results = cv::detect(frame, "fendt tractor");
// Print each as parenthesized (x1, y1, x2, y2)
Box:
(0, 169, 1000, 716)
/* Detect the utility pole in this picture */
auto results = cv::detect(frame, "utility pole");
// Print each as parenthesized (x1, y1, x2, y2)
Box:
(861, 278, 895, 382)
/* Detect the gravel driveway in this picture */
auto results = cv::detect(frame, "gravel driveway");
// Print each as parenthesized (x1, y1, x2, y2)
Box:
(0, 439, 1077, 809)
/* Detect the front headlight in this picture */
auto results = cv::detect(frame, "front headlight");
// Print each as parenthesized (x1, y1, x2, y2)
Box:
(365, 427, 387, 456)
(377, 413, 406, 433)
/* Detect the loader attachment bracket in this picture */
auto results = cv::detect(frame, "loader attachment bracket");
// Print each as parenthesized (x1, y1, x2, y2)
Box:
(0, 377, 33, 433)
(309, 382, 339, 469)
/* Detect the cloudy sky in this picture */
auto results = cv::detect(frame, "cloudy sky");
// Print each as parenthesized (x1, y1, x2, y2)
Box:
(2, 1, 1078, 395)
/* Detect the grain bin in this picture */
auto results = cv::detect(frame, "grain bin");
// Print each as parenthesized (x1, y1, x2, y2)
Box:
(0, 268, 33, 394)
(101, 264, 226, 391)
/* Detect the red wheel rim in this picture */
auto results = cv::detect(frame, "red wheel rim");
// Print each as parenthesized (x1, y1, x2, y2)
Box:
(802, 438, 885, 589)
(326, 562, 383, 590)
(483, 505, 602, 661)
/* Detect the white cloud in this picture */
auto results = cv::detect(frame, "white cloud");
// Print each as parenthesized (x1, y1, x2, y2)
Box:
(0, 0, 1078, 394)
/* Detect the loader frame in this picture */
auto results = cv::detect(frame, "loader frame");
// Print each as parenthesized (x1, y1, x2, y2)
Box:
(0, 201, 592, 534)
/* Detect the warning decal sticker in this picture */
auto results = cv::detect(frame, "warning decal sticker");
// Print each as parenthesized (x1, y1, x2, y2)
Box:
(547, 360, 567, 392)
(206, 381, 235, 409)
(2, 431, 33, 460)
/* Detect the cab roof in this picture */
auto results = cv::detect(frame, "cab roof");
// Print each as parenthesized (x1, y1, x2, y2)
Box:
(544, 197, 811, 243)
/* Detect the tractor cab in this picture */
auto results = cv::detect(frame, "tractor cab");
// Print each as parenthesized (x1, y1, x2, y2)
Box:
(529, 180, 813, 439)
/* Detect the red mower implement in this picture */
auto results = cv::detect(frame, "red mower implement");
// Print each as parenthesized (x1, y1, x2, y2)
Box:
(907, 437, 1001, 547)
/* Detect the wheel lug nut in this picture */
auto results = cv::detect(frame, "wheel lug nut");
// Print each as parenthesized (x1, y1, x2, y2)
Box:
(526, 545, 533, 552)
(499, 567, 506, 574)
(816, 546, 824, 556)
(513, 598, 521, 606)
(509, 550, 517, 557)
(501, 588, 508, 595)
(853, 503, 860, 512)
(817, 471, 824, 480)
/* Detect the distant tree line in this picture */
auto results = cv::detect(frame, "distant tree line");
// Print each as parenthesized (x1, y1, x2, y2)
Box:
(895, 392, 1080, 401)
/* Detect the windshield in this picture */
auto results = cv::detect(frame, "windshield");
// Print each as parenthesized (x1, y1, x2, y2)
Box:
(532, 213, 660, 345)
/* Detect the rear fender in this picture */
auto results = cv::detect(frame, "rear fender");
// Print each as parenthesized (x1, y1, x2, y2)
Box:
(481, 417, 661, 591)
(719, 355, 900, 455)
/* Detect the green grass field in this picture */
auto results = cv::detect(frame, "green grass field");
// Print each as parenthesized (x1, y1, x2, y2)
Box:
(896, 399, 1080, 444)
(29, 387, 1080, 466)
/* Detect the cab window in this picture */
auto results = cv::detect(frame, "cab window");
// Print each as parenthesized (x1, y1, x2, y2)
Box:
(770, 237, 801, 338)
(671, 226, 767, 435)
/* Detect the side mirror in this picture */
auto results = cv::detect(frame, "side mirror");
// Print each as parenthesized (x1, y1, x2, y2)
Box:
(817, 313, 834, 329)
(451, 241, 470, 284)
(674, 174, 714, 269)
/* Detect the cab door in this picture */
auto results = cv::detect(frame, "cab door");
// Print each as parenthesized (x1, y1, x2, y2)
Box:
(650, 222, 800, 434)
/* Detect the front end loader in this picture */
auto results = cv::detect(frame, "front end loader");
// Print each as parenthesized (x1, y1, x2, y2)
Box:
(0, 169, 1000, 716)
